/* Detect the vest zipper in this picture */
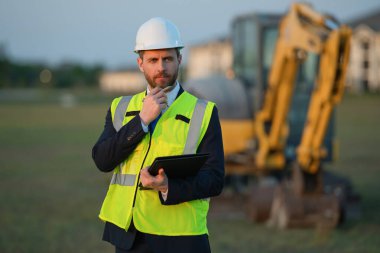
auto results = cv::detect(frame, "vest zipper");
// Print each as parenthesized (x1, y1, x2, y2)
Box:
(132, 132, 152, 207)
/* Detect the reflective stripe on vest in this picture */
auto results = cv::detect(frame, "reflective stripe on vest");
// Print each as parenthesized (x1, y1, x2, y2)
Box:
(110, 173, 136, 186)
(110, 95, 208, 186)
(113, 96, 132, 131)
(183, 99, 207, 154)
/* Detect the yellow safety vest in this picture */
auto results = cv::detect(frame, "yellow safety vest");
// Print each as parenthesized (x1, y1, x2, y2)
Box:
(99, 90, 215, 236)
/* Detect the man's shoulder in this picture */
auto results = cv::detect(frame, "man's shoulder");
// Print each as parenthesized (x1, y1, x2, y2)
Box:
(110, 90, 145, 106)
(181, 90, 216, 106)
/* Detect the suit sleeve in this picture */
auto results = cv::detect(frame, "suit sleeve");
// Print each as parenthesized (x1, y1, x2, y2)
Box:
(161, 106, 225, 204)
(92, 108, 147, 172)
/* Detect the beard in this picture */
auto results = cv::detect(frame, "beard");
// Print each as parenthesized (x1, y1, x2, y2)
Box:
(144, 68, 179, 88)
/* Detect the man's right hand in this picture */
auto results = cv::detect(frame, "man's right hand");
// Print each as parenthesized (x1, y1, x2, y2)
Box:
(139, 87, 168, 125)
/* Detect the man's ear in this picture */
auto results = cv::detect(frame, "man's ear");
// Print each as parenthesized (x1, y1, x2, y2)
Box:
(178, 54, 182, 65)
(137, 57, 144, 72)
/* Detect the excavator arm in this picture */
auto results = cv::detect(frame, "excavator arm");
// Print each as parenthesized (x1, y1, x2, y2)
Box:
(255, 3, 348, 172)
(296, 26, 351, 174)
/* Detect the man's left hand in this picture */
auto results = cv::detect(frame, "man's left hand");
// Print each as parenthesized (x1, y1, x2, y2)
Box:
(140, 167, 168, 193)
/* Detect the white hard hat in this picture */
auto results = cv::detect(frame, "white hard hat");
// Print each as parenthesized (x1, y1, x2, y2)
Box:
(134, 17, 184, 52)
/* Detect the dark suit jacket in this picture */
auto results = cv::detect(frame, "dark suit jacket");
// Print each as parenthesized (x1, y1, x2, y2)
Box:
(92, 86, 225, 251)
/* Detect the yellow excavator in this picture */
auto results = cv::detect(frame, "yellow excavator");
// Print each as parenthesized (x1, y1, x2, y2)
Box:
(251, 3, 355, 229)
(185, 3, 359, 228)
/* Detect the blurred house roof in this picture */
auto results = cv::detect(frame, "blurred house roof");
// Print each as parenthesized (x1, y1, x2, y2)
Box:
(348, 9, 380, 31)
(189, 36, 231, 48)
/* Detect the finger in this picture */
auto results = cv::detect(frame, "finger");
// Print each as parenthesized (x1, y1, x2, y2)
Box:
(162, 85, 174, 93)
(140, 169, 153, 186)
(158, 103, 168, 111)
(157, 96, 168, 104)
(140, 168, 149, 178)
(150, 87, 162, 96)
(155, 89, 167, 99)
(158, 168, 165, 176)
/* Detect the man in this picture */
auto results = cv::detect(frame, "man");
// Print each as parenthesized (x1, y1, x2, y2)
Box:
(92, 17, 225, 253)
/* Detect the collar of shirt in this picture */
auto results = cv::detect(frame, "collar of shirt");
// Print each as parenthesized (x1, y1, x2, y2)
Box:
(146, 81, 180, 112)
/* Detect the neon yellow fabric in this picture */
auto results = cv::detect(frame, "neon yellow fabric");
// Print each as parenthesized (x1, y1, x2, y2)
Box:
(99, 90, 215, 235)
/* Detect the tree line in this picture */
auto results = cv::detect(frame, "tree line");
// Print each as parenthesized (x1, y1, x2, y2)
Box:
(0, 51, 104, 89)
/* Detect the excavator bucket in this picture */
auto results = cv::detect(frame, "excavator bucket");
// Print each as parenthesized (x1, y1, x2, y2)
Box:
(267, 184, 340, 229)
(246, 184, 276, 222)
(244, 162, 360, 229)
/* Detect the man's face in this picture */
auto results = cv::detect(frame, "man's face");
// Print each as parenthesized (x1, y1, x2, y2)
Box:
(137, 49, 182, 89)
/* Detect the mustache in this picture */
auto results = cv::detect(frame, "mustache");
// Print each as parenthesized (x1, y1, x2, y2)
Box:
(154, 72, 170, 78)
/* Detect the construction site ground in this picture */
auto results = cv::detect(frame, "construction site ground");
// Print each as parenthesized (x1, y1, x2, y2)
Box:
(0, 90, 379, 253)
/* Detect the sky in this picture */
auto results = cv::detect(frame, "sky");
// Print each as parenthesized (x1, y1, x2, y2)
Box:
(1, 0, 380, 69)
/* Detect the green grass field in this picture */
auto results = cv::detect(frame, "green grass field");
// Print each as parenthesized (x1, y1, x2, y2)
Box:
(0, 90, 379, 253)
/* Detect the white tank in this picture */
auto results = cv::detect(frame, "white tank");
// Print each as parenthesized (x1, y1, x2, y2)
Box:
(184, 74, 251, 119)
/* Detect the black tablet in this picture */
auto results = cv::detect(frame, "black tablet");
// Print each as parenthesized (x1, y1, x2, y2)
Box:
(148, 153, 210, 178)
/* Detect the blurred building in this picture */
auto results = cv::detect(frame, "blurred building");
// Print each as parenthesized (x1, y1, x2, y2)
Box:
(99, 69, 146, 94)
(186, 37, 233, 80)
(347, 10, 380, 92)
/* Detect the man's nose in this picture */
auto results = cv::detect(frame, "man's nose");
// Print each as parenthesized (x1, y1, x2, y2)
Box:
(157, 59, 166, 71)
